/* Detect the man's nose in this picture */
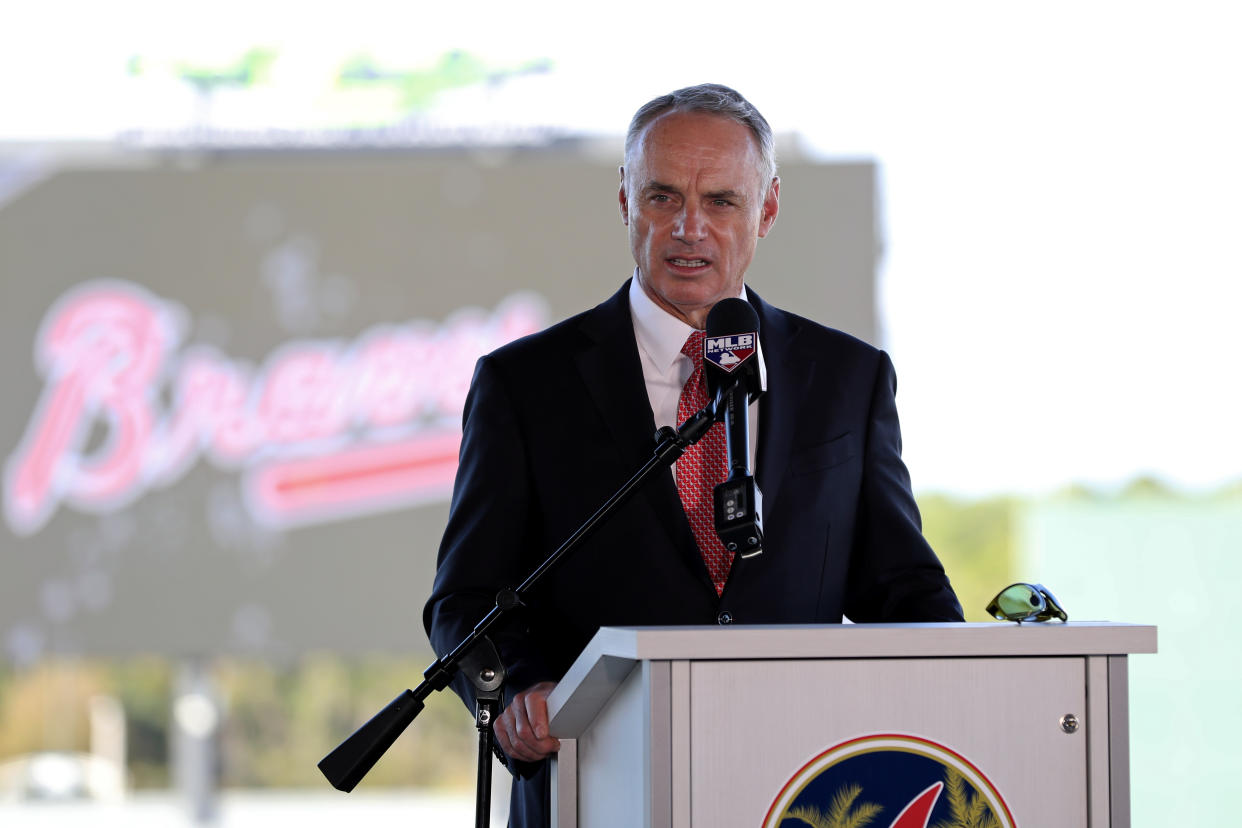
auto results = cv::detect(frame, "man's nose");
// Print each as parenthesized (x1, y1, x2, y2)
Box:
(673, 204, 707, 243)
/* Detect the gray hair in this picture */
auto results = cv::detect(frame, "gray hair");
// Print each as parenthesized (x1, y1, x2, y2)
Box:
(624, 83, 777, 184)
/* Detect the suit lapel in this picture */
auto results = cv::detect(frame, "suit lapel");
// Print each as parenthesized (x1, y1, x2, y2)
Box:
(572, 281, 702, 567)
(751, 290, 812, 524)
(573, 283, 657, 451)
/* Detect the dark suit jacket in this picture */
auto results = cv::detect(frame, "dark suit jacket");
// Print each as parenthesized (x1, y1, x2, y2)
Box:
(422, 280, 961, 825)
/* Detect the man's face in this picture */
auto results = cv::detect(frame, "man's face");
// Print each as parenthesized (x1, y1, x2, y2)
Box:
(620, 110, 779, 329)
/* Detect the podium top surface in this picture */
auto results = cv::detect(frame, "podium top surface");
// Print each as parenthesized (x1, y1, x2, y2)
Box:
(547, 622, 1156, 733)
(577, 621, 1156, 662)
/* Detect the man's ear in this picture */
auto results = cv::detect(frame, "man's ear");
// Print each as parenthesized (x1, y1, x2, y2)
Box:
(618, 166, 630, 226)
(758, 176, 780, 238)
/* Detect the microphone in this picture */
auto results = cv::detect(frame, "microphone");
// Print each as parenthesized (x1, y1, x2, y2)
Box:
(703, 298, 764, 559)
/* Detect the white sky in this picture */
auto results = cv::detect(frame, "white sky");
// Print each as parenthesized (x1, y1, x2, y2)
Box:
(3, 0, 1240, 496)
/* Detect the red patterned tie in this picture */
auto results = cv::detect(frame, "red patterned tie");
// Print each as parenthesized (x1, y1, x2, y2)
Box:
(677, 330, 732, 594)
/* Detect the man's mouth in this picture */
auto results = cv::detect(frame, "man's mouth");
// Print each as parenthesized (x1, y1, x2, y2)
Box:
(668, 257, 709, 268)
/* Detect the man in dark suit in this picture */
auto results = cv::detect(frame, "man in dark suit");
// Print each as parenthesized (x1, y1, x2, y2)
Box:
(423, 83, 962, 826)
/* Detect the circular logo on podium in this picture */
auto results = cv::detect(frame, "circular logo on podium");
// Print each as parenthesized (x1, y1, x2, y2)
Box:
(763, 734, 1015, 828)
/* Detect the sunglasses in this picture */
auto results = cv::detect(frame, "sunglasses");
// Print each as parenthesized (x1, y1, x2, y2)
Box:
(985, 582, 1068, 623)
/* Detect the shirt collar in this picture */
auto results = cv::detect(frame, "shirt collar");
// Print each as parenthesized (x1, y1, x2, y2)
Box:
(629, 272, 701, 374)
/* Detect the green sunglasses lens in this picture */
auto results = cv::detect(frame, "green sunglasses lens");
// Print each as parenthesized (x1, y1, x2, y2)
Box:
(994, 584, 1045, 619)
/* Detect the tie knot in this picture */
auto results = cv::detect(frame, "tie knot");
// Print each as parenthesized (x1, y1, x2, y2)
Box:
(681, 330, 706, 360)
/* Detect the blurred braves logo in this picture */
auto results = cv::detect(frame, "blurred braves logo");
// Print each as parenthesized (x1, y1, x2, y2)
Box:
(3, 280, 546, 536)
(704, 332, 756, 373)
(764, 735, 1015, 828)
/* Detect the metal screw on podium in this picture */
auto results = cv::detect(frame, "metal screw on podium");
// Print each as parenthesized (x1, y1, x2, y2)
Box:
(1060, 714, 1080, 734)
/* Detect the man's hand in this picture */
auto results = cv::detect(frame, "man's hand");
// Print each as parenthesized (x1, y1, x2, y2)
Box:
(494, 681, 561, 763)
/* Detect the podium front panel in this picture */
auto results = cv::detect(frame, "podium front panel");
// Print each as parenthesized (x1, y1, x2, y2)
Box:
(688, 657, 1090, 827)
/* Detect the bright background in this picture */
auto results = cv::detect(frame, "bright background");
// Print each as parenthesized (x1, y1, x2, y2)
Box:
(2, 1, 1239, 825)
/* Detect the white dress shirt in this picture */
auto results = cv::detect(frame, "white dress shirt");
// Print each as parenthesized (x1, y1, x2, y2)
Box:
(627, 274, 763, 474)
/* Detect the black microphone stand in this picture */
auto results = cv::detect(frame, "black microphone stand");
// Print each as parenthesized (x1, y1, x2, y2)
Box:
(317, 389, 734, 826)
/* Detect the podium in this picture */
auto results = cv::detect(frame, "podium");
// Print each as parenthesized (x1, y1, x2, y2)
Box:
(546, 622, 1156, 828)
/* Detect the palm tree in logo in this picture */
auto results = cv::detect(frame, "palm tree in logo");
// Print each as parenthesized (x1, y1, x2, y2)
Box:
(783, 783, 884, 828)
(930, 769, 1001, 828)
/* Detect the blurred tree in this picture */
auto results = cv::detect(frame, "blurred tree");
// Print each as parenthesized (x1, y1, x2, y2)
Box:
(0, 661, 104, 756)
(917, 494, 1018, 621)
(110, 657, 172, 787)
(215, 652, 475, 789)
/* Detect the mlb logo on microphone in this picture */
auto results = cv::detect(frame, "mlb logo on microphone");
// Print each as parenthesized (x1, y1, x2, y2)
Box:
(704, 332, 757, 373)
